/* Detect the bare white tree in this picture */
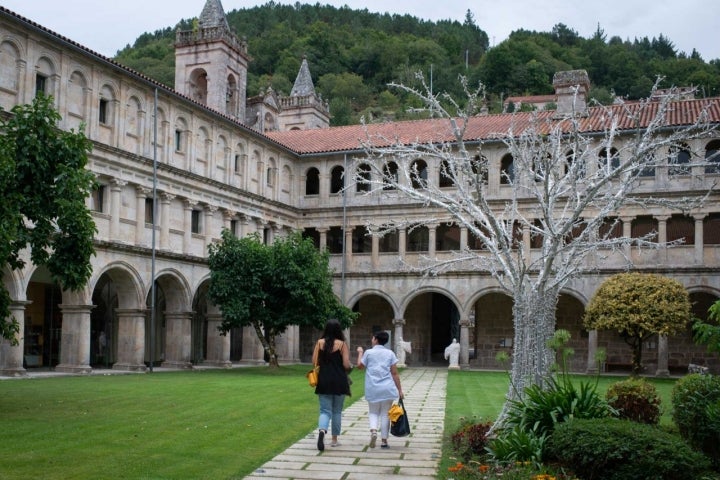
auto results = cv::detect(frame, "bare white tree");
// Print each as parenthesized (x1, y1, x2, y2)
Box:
(353, 71, 718, 426)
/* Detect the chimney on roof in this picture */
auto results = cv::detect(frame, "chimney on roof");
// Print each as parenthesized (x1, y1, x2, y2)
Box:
(552, 70, 590, 118)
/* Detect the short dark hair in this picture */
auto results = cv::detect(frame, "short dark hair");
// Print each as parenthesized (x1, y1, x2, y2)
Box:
(373, 330, 389, 346)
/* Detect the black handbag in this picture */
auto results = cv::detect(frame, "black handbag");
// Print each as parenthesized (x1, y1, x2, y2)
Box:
(390, 399, 411, 437)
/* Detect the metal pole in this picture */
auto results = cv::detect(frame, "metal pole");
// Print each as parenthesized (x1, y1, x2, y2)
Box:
(341, 154, 347, 305)
(150, 88, 158, 372)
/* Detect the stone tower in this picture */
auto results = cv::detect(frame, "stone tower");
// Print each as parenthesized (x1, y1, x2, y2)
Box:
(174, 0, 249, 121)
(277, 57, 330, 130)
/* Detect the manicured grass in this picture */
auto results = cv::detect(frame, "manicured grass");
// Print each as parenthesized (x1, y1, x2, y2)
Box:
(0, 365, 364, 480)
(0, 366, 679, 480)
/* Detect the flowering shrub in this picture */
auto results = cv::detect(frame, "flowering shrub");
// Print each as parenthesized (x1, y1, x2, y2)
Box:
(450, 418, 493, 461)
(606, 377, 661, 424)
(446, 460, 575, 480)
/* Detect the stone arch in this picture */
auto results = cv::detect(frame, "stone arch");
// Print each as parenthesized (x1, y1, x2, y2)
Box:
(467, 288, 514, 368)
(0, 39, 22, 110)
(400, 286, 461, 364)
(66, 69, 88, 127)
(149, 269, 193, 368)
(189, 68, 208, 104)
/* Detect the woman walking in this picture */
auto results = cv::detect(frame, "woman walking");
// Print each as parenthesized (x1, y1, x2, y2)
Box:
(356, 330, 404, 449)
(312, 319, 352, 451)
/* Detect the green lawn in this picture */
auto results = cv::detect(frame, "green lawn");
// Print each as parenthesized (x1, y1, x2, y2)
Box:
(0, 366, 678, 480)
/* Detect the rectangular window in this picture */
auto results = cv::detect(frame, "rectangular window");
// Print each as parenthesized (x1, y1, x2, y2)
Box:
(35, 74, 47, 96)
(234, 155, 241, 173)
(91, 185, 105, 212)
(99, 99, 108, 124)
(175, 130, 183, 152)
(230, 219, 238, 237)
(144, 198, 154, 224)
(191, 210, 201, 234)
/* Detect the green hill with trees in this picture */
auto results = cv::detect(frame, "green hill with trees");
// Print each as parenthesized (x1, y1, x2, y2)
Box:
(113, 1, 720, 126)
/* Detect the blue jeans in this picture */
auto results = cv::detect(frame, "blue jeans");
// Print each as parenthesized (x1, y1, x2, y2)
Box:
(318, 394, 345, 436)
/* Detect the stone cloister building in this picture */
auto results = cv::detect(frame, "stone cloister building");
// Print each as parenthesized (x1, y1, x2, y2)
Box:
(1, 1, 719, 377)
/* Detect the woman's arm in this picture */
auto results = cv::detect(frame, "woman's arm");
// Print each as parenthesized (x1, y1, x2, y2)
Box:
(311, 339, 323, 367)
(390, 363, 404, 399)
(355, 346, 365, 369)
(341, 341, 352, 370)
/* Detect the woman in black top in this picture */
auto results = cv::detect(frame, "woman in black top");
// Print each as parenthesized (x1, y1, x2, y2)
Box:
(312, 318, 351, 451)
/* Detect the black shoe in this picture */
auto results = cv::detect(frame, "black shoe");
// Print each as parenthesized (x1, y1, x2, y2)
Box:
(317, 430, 325, 451)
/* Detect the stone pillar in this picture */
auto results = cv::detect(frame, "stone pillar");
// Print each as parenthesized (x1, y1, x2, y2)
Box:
(393, 318, 407, 367)
(345, 226, 353, 268)
(204, 205, 218, 253)
(240, 326, 265, 365)
(0, 301, 30, 377)
(459, 317, 471, 369)
(694, 214, 704, 265)
(159, 192, 174, 250)
(161, 312, 193, 369)
(317, 227, 328, 251)
(223, 209, 236, 235)
(586, 329, 599, 374)
(113, 309, 147, 372)
(655, 334, 670, 378)
(371, 233, 380, 270)
(183, 199, 197, 254)
(398, 228, 407, 261)
(522, 223, 531, 266)
(428, 223, 437, 258)
(109, 179, 126, 241)
(657, 215, 669, 265)
(460, 226, 468, 250)
(135, 186, 150, 246)
(55, 303, 94, 374)
(621, 216, 633, 258)
(204, 310, 231, 367)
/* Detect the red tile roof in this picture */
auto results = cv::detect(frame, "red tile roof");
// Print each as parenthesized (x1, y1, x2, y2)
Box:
(267, 99, 720, 155)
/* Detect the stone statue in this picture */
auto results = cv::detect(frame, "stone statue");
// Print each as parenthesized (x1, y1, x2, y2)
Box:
(444, 338, 460, 370)
(396, 337, 412, 366)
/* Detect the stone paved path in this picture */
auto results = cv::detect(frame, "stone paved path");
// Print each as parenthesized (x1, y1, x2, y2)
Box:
(244, 368, 447, 479)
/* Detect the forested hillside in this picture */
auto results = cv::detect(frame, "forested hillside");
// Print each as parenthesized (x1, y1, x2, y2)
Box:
(114, 1, 720, 126)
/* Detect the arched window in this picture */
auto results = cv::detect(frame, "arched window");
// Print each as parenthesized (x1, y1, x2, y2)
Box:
(356, 163, 371, 193)
(500, 154, 514, 184)
(330, 165, 344, 194)
(471, 155, 489, 184)
(436, 224, 460, 251)
(439, 160, 454, 187)
(669, 143, 691, 176)
(667, 214, 694, 245)
(704, 140, 720, 174)
(631, 216, 658, 242)
(598, 147, 620, 173)
(410, 159, 428, 189)
(383, 162, 398, 190)
(305, 167, 320, 195)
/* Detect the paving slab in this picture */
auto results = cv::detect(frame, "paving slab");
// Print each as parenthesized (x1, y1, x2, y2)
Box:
(246, 368, 447, 479)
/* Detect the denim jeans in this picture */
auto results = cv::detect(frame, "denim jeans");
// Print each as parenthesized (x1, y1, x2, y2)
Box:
(318, 394, 345, 436)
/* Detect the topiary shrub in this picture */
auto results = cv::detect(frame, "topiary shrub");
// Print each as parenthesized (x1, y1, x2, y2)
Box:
(606, 377, 661, 424)
(671, 373, 720, 468)
(450, 418, 493, 461)
(547, 418, 712, 480)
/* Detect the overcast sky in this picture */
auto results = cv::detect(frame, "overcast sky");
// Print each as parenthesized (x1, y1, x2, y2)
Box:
(3, 0, 719, 62)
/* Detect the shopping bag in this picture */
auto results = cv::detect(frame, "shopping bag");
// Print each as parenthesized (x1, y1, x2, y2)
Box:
(306, 366, 319, 387)
(390, 399, 411, 437)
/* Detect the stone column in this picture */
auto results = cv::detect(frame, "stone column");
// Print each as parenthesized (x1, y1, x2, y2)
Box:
(621, 216, 633, 258)
(345, 226, 353, 268)
(204, 309, 231, 367)
(204, 205, 218, 253)
(0, 301, 30, 377)
(460, 226, 468, 250)
(135, 186, 150, 246)
(183, 199, 197, 254)
(317, 227, 328, 251)
(223, 209, 236, 235)
(523, 223, 531, 266)
(657, 215, 669, 265)
(55, 303, 94, 374)
(586, 329, 599, 374)
(392, 318, 407, 367)
(655, 334, 670, 378)
(459, 317, 471, 369)
(109, 179, 126, 241)
(113, 309, 147, 371)
(398, 228, 407, 261)
(159, 192, 174, 250)
(161, 312, 193, 369)
(371, 233, 380, 270)
(694, 214, 704, 265)
(239, 326, 265, 365)
(428, 223, 437, 258)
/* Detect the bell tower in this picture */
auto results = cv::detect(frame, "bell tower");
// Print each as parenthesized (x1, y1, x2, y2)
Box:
(174, 0, 249, 121)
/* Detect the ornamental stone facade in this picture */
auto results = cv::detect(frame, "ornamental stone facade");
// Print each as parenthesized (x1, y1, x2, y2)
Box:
(1, 1, 719, 377)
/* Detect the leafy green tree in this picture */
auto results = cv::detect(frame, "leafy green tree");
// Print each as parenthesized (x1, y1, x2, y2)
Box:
(584, 273, 692, 375)
(0, 94, 96, 342)
(207, 230, 356, 367)
(692, 299, 720, 354)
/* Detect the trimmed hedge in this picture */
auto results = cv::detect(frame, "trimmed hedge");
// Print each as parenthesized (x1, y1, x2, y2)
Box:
(546, 418, 711, 480)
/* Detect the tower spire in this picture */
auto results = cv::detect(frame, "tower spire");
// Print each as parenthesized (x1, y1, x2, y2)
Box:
(291, 56, 316, 97)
